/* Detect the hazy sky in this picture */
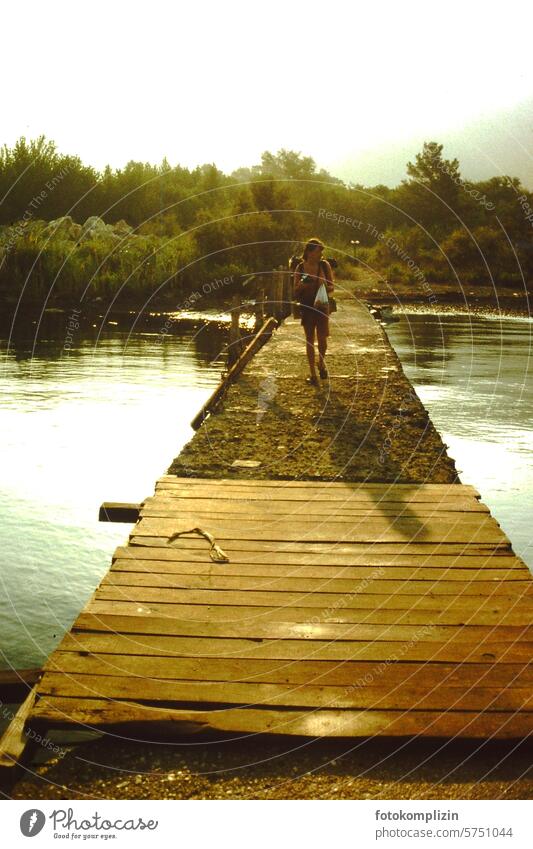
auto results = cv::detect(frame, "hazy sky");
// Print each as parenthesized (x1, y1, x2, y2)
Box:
(3, 0, 533, 181)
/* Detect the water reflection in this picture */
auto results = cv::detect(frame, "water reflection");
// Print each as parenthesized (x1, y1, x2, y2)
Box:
(385, 312, 533, 570)
(0, 320, 225, 669)
(2, 307, 231, 365)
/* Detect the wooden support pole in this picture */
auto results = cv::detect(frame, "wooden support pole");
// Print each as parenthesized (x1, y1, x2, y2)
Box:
(191, 316, 277, 430)
(265, 274, 275, 319)
(227, 292, 242, 368)
(0, 684, 39, 767)
(253, 289, 265, 332)
(281, 264, 292, 318)
(270, 268, 283, 322)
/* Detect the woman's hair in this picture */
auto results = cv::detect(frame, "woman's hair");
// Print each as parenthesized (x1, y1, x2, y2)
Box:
(302, 237, 324, 260)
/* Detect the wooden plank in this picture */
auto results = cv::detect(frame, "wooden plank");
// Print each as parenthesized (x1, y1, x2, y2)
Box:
(94, 585, 533, 610)
(41, 652, 533, 687)
(31, 697, 533, 739)
(99, 503, 141, 523)
(154, 485, 483, 505)
(0, 684, 39, 767)
(110, 558, 532, 581)
(133, 516, 509, 545)
(54, 632, 533, 663)
(86, 599, 533, 626)
(72, 613, 533, 643)
(147, 495, 489, 513)
(130, 536, 511, 555)
(37, 672, 533, 712)
(142, 505, 491, 521)
(113, 545, 523, 569)
(101, 571, 533, 596)
(158, 476, 481, 496)
(153, 484, 486, 502)
(139, 513, 498, 530)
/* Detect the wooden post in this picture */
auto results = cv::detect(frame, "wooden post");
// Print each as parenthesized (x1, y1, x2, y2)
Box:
(191, 317, 277, 429)
(265, 274, 274, 319)
(281, 264, 292, 318)
(227, 292, 242, 368)
(271, 268, 284, 322)
(0, 684, 39, 767)
(253, 286, 265, 332)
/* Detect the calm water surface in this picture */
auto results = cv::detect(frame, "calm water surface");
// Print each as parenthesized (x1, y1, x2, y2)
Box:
(1, 310, 532, 670)
(0, 318, 225, 670)
(385, 311, 533, 573)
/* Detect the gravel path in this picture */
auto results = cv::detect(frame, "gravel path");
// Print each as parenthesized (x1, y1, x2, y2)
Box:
(169, 284, 458, 483)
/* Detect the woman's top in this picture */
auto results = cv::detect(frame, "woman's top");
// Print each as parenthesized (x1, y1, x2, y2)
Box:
(294, 259, 333, 311)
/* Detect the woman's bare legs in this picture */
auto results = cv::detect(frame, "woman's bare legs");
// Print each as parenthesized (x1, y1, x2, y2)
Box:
(304, 325, 318, 380)
(317, 331, 328, 373)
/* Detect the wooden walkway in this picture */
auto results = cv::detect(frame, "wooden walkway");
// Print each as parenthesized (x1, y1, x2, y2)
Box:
(30, 476, 533, 739)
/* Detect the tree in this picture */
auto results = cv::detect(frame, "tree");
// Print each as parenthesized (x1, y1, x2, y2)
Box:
(398, 141, 463, 233)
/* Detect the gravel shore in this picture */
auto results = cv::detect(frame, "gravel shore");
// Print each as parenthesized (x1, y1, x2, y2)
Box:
(8, 734, 532, 800)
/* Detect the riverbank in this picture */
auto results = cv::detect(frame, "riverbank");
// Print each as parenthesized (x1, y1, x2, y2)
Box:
(394, 302, 533, 320)
(3, 272, 530, 333)
(353, 269, 532, 319)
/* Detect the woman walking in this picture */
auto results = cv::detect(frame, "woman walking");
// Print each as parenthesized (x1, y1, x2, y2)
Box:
(293, 238, 334, 385)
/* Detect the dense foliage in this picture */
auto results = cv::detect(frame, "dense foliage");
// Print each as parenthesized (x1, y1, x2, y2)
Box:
(0, 137, 531, 306)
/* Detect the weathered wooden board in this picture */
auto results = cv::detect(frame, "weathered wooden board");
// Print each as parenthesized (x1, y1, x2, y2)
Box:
(144, 496, 490, 515)
(151, 488, 487, 506)
(133, 515, 509, 545)
(73, 613, 533, 643)
(130, 536, 512, 555)
(142, 507, 491, 522)
(114, 545, 520, 567)
(110, 557, 531, 581)
(85, 599, 533, 626)
(94, 585, 533, 610)
(0, 684, 39, 767)
(31, 697, 533, 739)
(42, 653, 533, 687)
(37, 673, 533, 712)
(102, 570, 533, 596)
(158, 477, 481, 496)
(53, 632, 533, 663)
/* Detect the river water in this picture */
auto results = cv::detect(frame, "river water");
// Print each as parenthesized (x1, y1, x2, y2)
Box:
(385, 311, 533, 574)
(0, 314, 225, 671)
(1, 309, 532, 671)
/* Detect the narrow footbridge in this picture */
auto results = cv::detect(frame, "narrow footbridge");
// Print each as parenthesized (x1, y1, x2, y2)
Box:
(4, 284, 531, 754)
(31, 475, 533, 739)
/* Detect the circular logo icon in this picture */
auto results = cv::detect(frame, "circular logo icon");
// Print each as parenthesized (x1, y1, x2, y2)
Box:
(20, 809, 46, 837)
